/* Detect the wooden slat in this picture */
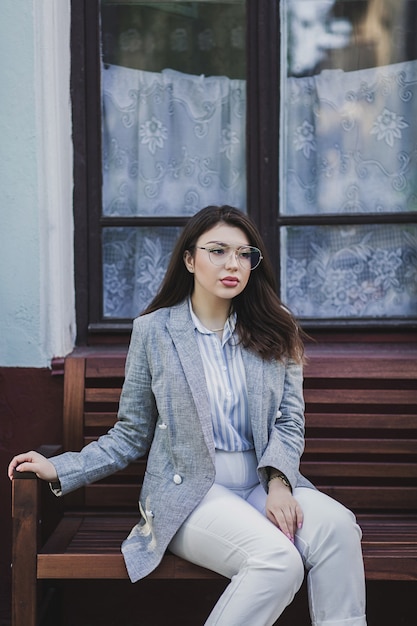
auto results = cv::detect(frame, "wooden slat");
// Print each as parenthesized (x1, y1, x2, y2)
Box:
(304, 388, 417, 405)
(304, 344, 417, 380)
(301, 461, 417, 478)
(319, 486, 417, 510)
(362, 556, 417, 581)
(85, 412, 118, 427)
(305, 363, 417, 380)
(38, 553, 130, 579)
(305, 413, 417, 429)
(37, 552, 222, 580)
(85, 356, 127, 378)
(85, 388, 122, 403)
(84, 484, 141, 508)
(304, 438, 417, 454)
(85, 411, 417, 430)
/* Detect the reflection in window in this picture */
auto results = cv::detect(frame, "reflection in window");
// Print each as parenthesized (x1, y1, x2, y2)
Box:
(285, 0, 413, 76)
(101, 1, 245, 78)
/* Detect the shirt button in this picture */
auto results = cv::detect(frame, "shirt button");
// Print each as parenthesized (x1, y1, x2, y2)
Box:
(226, 391, 232, 397)
(173, 474, 183, 485)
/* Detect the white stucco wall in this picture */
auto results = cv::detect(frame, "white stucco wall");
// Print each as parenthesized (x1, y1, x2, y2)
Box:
(0, 0, 75, 367)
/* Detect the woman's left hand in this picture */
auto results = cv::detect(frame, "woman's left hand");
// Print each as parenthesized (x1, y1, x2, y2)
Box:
(265, 479, 303, 542)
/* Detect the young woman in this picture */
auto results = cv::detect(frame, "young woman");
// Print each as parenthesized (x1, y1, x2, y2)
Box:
(9, 206, 367, 626)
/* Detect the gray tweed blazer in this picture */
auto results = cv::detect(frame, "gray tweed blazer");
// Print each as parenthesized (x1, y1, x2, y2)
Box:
(50, 299, 314, 582)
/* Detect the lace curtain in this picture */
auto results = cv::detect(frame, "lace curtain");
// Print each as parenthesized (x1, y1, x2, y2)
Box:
(281, 59, 417, 319)
(102, 64, 246, 216)
(101, 64, 246, 317)
(101, 60, 417, 319)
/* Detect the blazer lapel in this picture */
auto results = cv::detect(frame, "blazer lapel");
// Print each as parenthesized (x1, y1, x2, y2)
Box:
(166, 301, 269, 461)
(167, 302, 215, 461)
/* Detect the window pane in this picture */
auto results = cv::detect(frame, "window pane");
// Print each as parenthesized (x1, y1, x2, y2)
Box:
(100, 1, 246, 217)
(101, 1, 246, 78)
(103, 226, 182, 317)
(280, 0, 417, 216)
(281, 223, 417, 319)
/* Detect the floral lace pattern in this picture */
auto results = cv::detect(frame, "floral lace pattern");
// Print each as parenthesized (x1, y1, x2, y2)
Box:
(281, 60, 417, 319)
(282, 60, 417, 215)
(282, 224, 417, 318)
(103, 227, 182, 318)
(101, 64, 246, 316)
(102, 64, 246, 216)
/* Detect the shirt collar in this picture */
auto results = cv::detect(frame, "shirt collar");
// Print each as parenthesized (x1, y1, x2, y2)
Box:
(188, 299, 237, 338)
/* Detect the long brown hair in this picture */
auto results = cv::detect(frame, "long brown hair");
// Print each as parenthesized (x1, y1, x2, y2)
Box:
(142, 205, 304, 362)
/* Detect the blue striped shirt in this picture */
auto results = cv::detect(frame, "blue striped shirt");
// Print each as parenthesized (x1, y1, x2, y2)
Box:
(189, 302, 254, 451)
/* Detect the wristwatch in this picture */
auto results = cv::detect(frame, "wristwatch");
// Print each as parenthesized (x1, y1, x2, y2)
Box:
(268, 472, 292, 492)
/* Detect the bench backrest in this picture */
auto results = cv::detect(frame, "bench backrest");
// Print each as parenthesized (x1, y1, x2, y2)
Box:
(301, 342, 417, 512)
(62, 343, 417, 513)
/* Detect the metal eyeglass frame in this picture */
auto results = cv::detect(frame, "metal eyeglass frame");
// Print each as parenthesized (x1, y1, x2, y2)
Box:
(195, 244, 263, 270)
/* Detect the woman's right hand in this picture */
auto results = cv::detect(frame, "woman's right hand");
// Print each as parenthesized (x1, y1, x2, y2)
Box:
(265, 478, 303, 542)
(8, 450, 58, 482)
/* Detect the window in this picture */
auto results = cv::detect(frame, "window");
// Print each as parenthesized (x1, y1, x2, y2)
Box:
(72, 0, 417, 343)
(100, 1, 246, 319)
(279, 1, 417, 323)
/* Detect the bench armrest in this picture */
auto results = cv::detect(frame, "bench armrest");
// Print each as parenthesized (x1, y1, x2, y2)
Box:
(11, 468, 40, 621)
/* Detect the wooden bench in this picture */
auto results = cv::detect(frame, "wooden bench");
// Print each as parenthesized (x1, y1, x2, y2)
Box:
(11, 341, 417, 626)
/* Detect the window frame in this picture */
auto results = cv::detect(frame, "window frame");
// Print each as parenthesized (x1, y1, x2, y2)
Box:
(71, 0, 417, 345)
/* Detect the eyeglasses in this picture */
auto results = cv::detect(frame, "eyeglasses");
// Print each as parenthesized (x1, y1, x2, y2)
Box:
(196, 244, 263, 270)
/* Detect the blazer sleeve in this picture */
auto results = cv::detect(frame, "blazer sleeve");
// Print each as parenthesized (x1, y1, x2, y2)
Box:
(258, 358, 305, 490)
(50, 318, 158, 495)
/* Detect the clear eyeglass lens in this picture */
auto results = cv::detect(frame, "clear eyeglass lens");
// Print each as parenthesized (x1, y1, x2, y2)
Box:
(208, 245, 261, 270)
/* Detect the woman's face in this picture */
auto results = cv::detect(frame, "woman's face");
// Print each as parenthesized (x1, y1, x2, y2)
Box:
(184, 222, 252, 305)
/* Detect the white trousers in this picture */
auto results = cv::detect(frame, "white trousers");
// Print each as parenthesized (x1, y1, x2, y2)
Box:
(169, 450, 367, 626)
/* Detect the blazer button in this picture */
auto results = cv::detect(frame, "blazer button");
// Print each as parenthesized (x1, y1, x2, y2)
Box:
(173, 474, 182, 485)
